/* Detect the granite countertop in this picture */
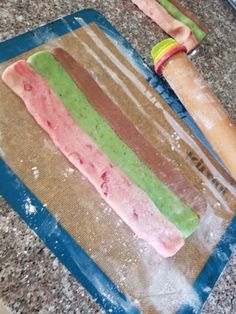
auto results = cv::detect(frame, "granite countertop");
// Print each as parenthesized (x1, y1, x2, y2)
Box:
(0, 0, 235, 313)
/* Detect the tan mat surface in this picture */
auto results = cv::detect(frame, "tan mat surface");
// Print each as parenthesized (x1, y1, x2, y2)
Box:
(0, 23, 235, 313)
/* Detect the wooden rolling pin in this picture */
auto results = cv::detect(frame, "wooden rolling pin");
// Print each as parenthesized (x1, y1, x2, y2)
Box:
(151, 39, 236, 181)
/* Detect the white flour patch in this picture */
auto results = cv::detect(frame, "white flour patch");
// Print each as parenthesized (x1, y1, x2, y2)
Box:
(32, 166, 39, 179)
(203, 286, 211, 293)
(63, 166, 75, 177)
(193, 205, 225, 252)
(24, 197, 37, 215)
(0, 147, 5, 157)
(229, 243, 236, 252)
(125, 243, 201, 314)
(171, 131, 181, 149)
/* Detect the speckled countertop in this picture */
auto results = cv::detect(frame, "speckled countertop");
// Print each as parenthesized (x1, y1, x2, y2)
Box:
(0, 1, 235, 313)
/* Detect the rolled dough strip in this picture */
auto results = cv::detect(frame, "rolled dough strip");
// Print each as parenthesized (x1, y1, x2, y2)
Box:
(169, 0, 208, 34)
(157, 0, 206, 42)
(52, 47, 206, 217)
(28, 51, 200, 238)
(2, 60, 184, 257)
(131, 0, 199, 52)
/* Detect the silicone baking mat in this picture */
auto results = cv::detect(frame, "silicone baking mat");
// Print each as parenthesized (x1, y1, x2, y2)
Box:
(0, 9, 235, 314)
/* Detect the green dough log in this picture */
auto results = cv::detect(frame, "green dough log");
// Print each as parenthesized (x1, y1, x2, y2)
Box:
(28, 51, 199, 238)
(157, 0, 206, 42)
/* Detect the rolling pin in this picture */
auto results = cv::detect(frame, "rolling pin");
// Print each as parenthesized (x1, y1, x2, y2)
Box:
(151, 39, 236, 181)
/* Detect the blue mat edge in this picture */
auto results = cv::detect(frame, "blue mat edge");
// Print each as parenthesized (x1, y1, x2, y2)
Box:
(0, 8, 235, 314)
(0, 158, 139, 314)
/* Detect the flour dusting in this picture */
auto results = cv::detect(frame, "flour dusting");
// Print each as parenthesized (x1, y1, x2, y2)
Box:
(63, 166, 75, 177)
(193, 205, 225, 252)
(124, 241, 201, 314)
(32, 166, 39, 179)
(0, 147, 5, 157)
(24, 197, 37, 215)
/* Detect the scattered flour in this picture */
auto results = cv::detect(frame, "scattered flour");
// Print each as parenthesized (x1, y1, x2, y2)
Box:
(124, 242, 201, 314)
(193, 205, 225, 252)
(0, 147, 5, 157)
(24, 197, 37, 215)
(102, 206, 112, 214)
(32, 166, 39, 179)
(63, 166, 75, 177)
